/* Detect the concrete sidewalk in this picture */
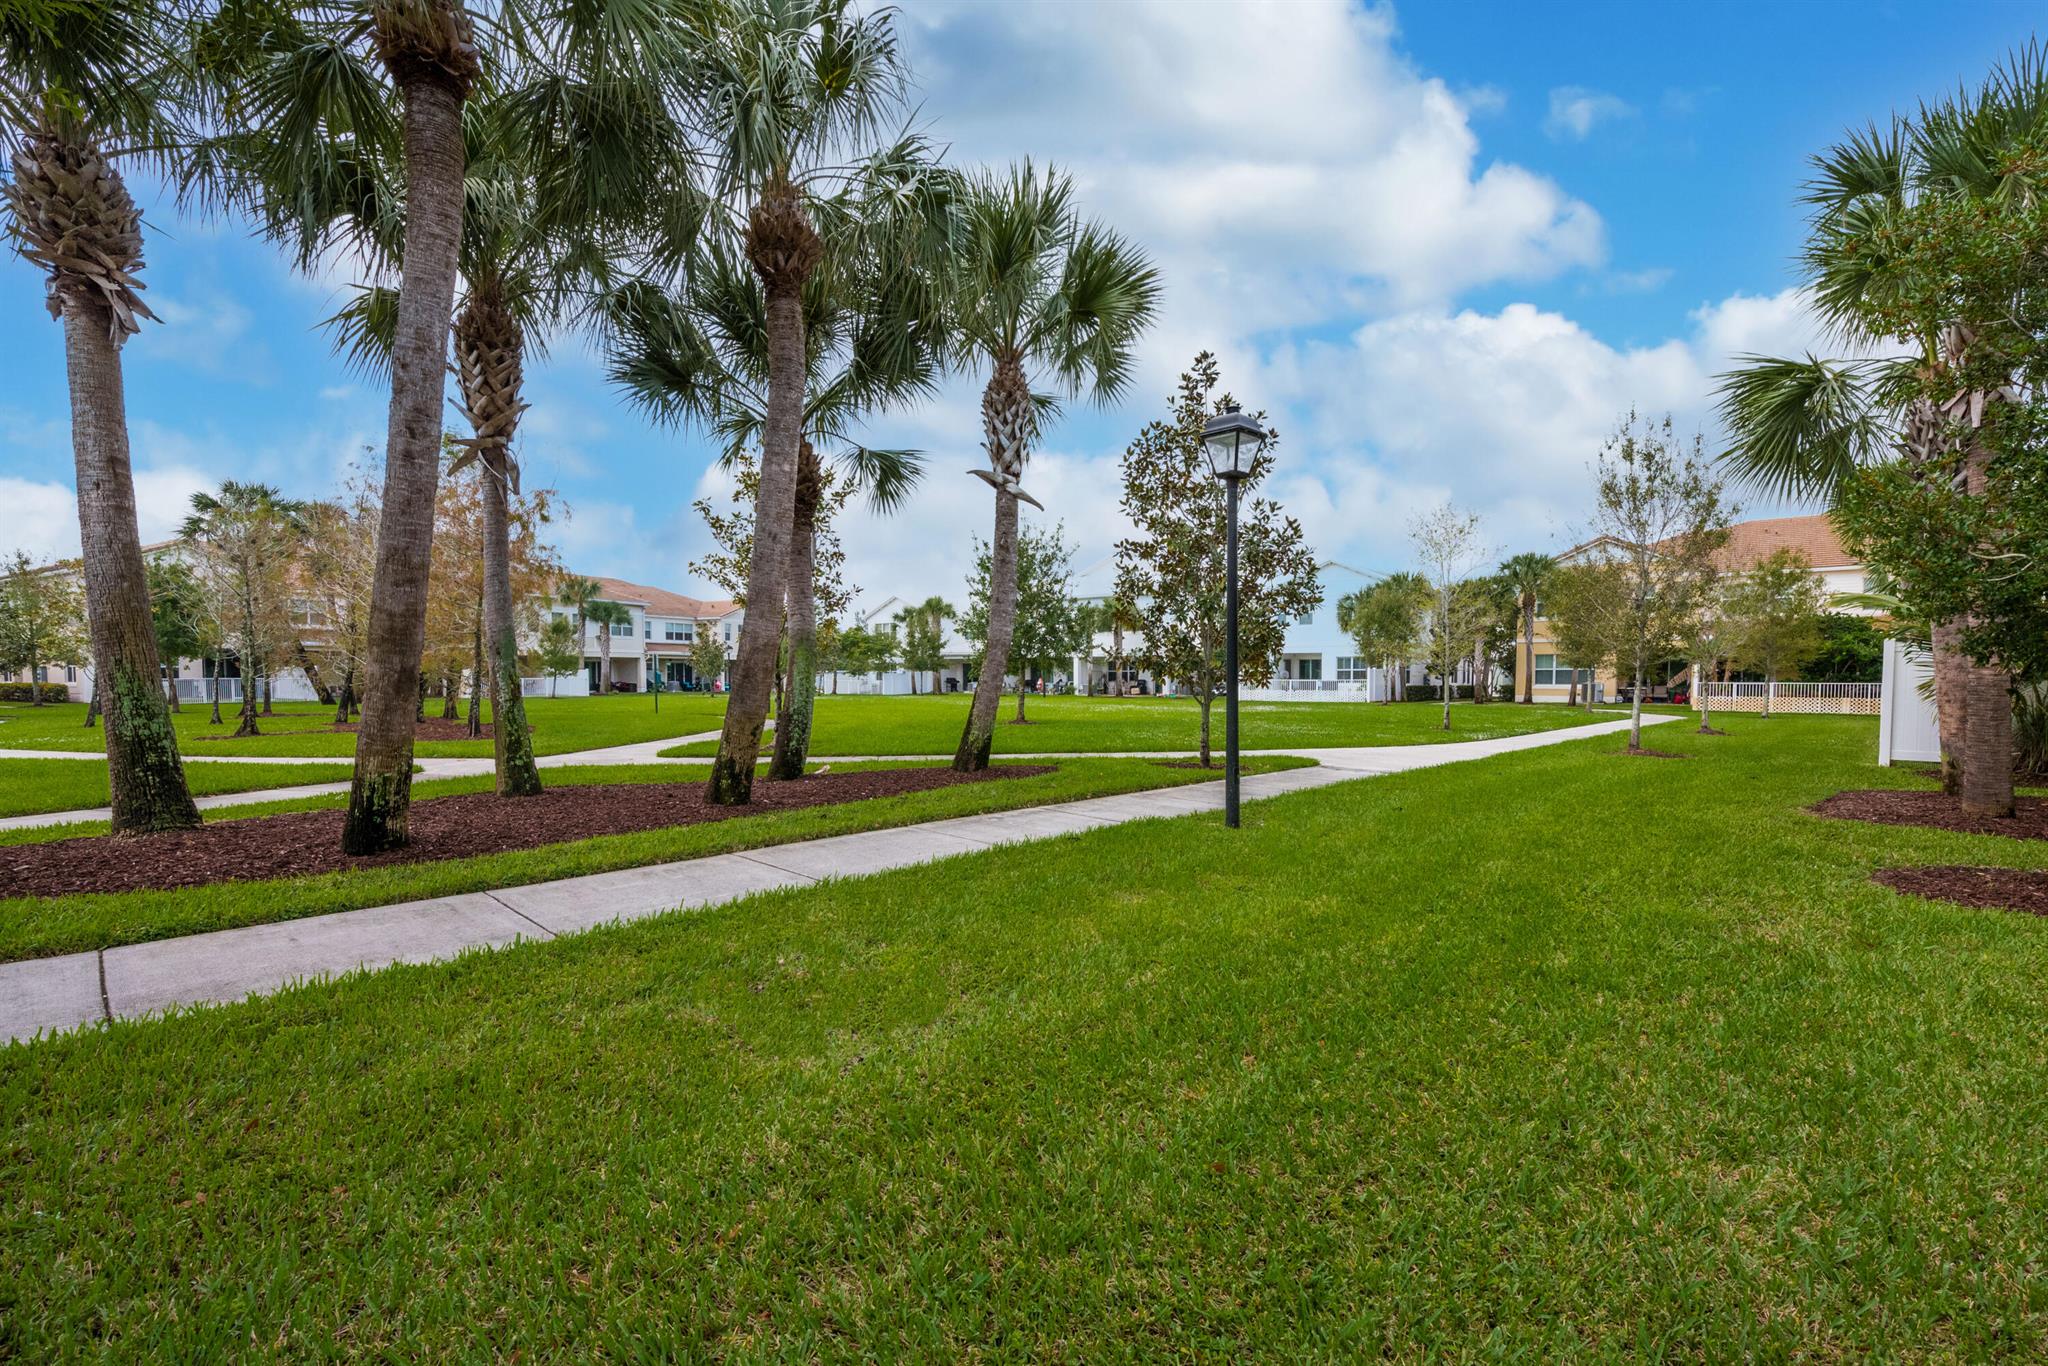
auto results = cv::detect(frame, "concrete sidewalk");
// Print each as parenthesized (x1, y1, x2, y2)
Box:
(0, 714, 1672, 1045)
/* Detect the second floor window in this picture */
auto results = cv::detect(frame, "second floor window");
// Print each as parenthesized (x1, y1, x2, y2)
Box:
(614, 619, 635, 637)
(664, 622, 691, 641)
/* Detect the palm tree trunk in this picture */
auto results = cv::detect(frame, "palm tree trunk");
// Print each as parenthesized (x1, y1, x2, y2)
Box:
(598, 625, 612, 694)
(769, 441, 821, 781)
(458, 286, 540, 795)
(342, 74, 467, 856)
(335, 668, 354, 725)
(210, 652, 223, 724)
(235, 602, 261, 737)
(59, 299, 201, 831)
(956, 355, 1030, 772)
(1199, 693, 1213, 767)
(1931, 622, 1967, 795)
(440, 673, 458, 721)
(711, 182, 819, 805)
(1959, 435, 2013, 818)
(1014, 676, 1028, 723)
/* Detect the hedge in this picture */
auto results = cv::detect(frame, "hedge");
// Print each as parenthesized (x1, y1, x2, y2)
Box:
(0, 682, 72, 703)
(1404, 683, 1474, 702)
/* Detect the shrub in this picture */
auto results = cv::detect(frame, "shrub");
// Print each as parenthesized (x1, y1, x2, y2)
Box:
(1405, 683, 1474, 702)
(0, 682, 71, 703)
(2015, 682, 2048, 780)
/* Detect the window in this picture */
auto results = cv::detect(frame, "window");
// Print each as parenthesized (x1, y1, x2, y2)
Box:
(662, 620, 691, 642)
(1335, 656, 1370, 681)
(1295, 656, 1323, 681)
(65, 665, 77, 682)
(1532, 653, 1592, 687)
(723, 624, 735, 644)
(615, 618, 635, 637)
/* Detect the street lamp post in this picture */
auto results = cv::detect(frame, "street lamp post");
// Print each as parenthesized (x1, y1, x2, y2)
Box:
(1200, 402, 1271, 829)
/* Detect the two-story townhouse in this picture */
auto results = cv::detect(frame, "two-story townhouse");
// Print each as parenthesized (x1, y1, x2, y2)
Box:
(1512, 512, 1871, 705)
(539, 576, 742, 695)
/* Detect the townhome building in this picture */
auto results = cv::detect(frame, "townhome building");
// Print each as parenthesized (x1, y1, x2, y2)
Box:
(540, 576, 741, 695)
(1511, 512, 1871, 705)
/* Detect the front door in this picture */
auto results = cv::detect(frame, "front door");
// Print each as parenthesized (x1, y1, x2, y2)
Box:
(586, 661, 601, 693)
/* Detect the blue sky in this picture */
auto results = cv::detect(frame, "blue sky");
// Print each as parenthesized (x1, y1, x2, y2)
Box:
(2, 0, 2038, 608)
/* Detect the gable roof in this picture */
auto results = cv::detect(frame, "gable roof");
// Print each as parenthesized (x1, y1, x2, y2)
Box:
(587, 575, 738, 620)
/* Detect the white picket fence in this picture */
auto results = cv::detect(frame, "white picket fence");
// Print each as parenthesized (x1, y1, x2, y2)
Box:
(1695, 681, 1882, 715)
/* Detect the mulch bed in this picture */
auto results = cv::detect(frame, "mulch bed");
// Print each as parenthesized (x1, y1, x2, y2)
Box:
(1, 766, 1052, 899)
(1617, 747, 1690, 759)
(1811, 790, 2048, 841)
(1874, 866, 2048, 915)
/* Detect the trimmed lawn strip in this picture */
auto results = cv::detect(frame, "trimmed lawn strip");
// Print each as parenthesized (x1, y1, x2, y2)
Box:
(7, 718, 2048, 1355)
(0, 757, 1312, 962)
(657, 694, 1669, 758)
(0, 758, 357, 818)
(0, 695, 728, 759)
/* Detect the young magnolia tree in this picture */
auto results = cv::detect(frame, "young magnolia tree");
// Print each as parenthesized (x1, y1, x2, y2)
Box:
(1589, 412, 1732, 751)
(1410, 505, 1491, 731)
(961, 524, 1086, 722)
(1114, 354, 1320, 766)
(1722, 547, 1825, 717)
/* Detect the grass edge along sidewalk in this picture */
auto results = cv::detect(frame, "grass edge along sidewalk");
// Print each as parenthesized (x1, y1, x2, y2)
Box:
(0, 757, 1313, 964)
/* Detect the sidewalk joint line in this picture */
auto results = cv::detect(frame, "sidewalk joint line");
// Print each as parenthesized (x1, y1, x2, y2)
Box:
(96, 949, 111, 1023)
(733, 852, 819, 882)
(483, 890, 556, 939)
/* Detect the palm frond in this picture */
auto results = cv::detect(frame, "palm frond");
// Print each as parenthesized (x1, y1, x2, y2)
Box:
(1714, 353, 1899, 502)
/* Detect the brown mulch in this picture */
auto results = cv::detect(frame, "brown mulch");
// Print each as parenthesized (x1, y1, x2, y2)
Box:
(1, 766, 1052, 899)
(1694, 726, 1728, 737)
(1874, 865, 2048, 915)
(1810, 790, 2048, 842)
(1617, 747, 1690, 759)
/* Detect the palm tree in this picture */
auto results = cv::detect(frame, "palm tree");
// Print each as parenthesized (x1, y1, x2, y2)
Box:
(603, 155, 943, 781)
(1716, 63, 2044, 818)
(1497, 552, 1554, 704)
(2, 0, 200, 832)
(183, 0, 484, 850)
(673, 0, 912, 805)
(946, 163, 1160, 772)
(555, 572, 602, 679)
(586, 599, 629, 694)
(912, 595, 954, 696)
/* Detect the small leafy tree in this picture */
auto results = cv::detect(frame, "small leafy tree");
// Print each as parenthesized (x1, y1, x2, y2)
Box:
(1588, 412, 1732, 751)
(181, 482, 306, 738)
(1114, 354, 1320, 765)
(690, 631, 728, 692)
(536, 613, 580, 697)
(1545, 559, 1630, 712)
(962, 525, 1086, 722)
(1340, 576, 1426, 705)
(0, 553, 86, 705)
(145, 557, 205, 713)
(1723, 548, 1825, 716)
(1410, 505, 1490, 731)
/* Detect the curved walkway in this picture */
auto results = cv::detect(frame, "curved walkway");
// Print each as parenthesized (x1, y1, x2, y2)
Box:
(0, 713, 1674, 1045)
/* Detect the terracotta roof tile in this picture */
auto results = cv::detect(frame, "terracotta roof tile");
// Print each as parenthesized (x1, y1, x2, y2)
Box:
(1712, 514, 1855, 571)
(586, 574, 739, 621)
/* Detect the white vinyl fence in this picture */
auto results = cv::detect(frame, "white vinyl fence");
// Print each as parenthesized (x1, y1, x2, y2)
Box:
(1695, 681, 1882, 715)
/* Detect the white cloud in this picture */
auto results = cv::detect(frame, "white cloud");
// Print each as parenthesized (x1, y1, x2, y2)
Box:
(1545, 86, 1634, 141)
(0, 477, 82, 562)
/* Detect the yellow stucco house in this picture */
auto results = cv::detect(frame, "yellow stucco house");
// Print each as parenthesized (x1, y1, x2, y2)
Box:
(1512, 513, 1866, 704)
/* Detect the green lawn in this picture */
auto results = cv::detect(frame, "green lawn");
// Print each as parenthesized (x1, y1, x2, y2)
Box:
(9, 718, 2048, 1355)
(0, 694, 728, 759)
(0, 757, 361, 818)
(661, 693, 1630, 757)
(0, 757, 1310, 962)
